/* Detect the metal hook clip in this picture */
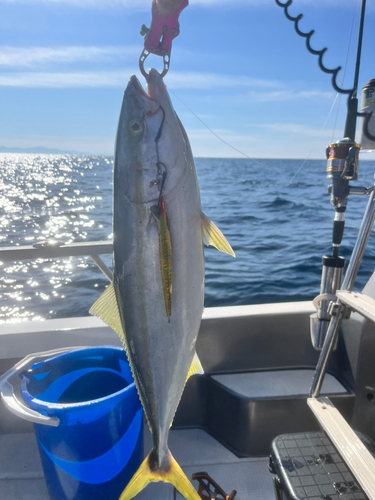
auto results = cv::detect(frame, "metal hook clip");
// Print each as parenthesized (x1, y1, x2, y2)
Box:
(139, 0, 188, 80)
(139, 48, 170, 80)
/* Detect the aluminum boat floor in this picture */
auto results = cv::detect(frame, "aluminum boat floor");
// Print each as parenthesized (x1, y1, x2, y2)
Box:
(211, 369, 346, 398)
(0, 427, 274, 500)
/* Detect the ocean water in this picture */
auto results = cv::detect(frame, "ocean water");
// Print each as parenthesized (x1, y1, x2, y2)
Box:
(0, 153, 375, 323)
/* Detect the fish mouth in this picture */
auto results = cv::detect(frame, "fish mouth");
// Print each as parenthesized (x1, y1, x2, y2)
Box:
(125, 74, 160, 116)
(146, 68, 165, 101)
(128, 74, 156, 102)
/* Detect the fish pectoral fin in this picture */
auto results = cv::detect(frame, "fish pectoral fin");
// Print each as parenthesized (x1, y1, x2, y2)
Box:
(187, 352, 204, 380)
(89, 282, 126, 344)
(200, 211, 235, 257)
(119, 450, 201, 500)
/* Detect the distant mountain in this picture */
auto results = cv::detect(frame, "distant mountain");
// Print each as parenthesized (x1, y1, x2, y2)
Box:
(0, 146, 83, 155)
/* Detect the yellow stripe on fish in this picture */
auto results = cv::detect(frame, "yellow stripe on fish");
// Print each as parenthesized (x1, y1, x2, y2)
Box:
(158, 196, 172, 318)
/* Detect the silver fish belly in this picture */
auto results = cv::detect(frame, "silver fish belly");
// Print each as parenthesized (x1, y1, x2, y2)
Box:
(113, 155, 204, 462)
(90, 68, 234, 500)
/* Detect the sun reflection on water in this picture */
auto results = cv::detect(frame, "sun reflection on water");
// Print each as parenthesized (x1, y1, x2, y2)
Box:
(0, 154, 113, 323)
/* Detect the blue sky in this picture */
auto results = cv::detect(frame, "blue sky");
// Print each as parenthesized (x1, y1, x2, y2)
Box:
(0, 0, 374, 158)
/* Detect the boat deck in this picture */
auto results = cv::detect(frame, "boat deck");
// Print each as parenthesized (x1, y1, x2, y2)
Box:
(0, 369, 349, 500)
(0, 305, 355, 499)
(0, 426, 274, 500)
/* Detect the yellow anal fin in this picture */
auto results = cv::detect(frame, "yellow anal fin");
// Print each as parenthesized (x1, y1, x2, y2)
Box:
(89, 282, 126, 345)
(187, 352, 204, 380)
(200, 211, 235, 257)
(159, 198, 172, 318)
(119, 450, 201, 500)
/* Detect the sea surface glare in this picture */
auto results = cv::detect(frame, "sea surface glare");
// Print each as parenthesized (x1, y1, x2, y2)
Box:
(0, 153, 375, 323)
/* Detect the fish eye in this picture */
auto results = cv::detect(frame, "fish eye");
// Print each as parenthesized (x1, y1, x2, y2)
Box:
(129, 119, 143, 137)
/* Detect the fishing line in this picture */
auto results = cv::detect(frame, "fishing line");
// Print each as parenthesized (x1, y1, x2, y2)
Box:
(289, 93, 339, 185)
(290, 0, 359, 185)
(167, 87, 266, 167)
(155, 105, 166, 144)
(153, 105, 168, 196)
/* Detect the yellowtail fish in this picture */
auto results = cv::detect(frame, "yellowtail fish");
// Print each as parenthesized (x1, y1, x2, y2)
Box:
(90, 68, 234, 500)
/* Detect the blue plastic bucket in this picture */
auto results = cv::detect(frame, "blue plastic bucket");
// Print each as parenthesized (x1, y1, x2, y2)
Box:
(20, 346, 143, 500)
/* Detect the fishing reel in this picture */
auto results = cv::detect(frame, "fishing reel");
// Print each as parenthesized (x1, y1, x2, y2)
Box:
(326, 139, 361, 207)
(311, 90, 375, 351)
(310, 139, 361, 351)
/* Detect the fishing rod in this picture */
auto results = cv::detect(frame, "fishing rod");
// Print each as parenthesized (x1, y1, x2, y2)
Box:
(276, 0, 375, 350)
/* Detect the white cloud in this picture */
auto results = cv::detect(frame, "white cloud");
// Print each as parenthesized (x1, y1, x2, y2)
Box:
(246, 89, 334, 103)
(195, 0, 356, 4)
(185, 126, 307, 158)
(0, 70, 335, 113)
(259, 122, 333, 138)
(0, 69, 284, 89)
(187, 128, 257, 142)
(0, 0, 148, 7)
(0, 70, 136, 87)
(0, 0, 358, 8)
(167, 72, 280, 89)
(0, 46, 139, 67)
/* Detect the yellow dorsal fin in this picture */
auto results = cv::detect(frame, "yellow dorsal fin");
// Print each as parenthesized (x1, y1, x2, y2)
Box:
(119, 449, 201, 500)
(187, 352, 204, 380)
(89, 282, 126, 345)
(200, 211, 235, 257)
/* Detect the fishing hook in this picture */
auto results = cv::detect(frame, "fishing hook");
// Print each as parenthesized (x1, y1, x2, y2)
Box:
(158, 170, 168, 206)
(150, 106, 169, 193)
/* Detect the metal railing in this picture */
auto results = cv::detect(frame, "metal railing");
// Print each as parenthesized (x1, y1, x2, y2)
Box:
(0, 240, 113, 281)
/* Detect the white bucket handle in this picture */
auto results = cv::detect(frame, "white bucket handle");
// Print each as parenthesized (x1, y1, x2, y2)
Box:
(0, 346, 88, 427)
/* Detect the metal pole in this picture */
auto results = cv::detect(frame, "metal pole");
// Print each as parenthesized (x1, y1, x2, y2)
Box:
(341, 187, 375, 291)
(353, 0, 367, 94)
(89, 254, 113, 282)
(310, 312, 343, 398)
(310, 184, 375, 398)
(344, 0, 367, 141)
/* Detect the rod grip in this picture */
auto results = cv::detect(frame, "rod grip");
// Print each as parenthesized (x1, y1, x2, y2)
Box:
(333, 220, 345, 246)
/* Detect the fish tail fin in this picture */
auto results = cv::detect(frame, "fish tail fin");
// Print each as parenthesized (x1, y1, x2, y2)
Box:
(164, 451, 201, 500)
(119, 449, 200, 500)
